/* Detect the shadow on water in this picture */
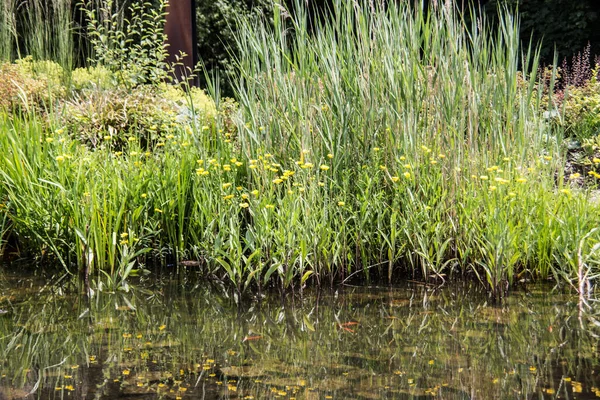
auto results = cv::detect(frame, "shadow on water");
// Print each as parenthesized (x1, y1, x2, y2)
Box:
(1, 270, 600, 399)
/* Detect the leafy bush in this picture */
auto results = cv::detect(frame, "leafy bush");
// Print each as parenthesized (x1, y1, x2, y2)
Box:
(81, 0, 172, 88)
(195, 0, 273, 95)
(0, 57, 65, 112)
(61, 84, 219, 150)
(71, 65, 116, 90)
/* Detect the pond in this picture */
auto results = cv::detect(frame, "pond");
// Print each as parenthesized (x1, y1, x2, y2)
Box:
(1, 270, 600, 399)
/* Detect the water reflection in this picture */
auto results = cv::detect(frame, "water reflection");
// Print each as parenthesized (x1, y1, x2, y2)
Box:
(1, 274, 600, 399)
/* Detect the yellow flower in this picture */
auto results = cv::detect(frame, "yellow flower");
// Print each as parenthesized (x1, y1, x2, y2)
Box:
(241, 193, 249, 200)
(516, 178, 527, 183)
(123, 369, 130, 376)
(438, 154, 446, 159)
(327, 153, 334, 159)
(265, 204, 275, 209)
(479, 175, 488, 180)
(202, 125, 210, 131)
(249, 164, 258, 169)
(45, 137, 54, 143)
(391, 176, 399, 182)
(223, 194, 234, 200)
(489, 186, 497, 191)
(403, 172, 411, 179)
(593, 157, 600, 164)
(235, 162, 243, 167)
(560, 189, 571, 195)
(154, 208, 162, 213)
(399, 156, 406, 161)
(141, 193, 147, 198)
(223, 165, 231, 171)
(543, 155, 552, 161)
(273, 178, 283, 184)
(239, 202, 249, 208)
(302, 163, 314, 169)
(494, 177, 509, 184)
(373, 147, 380, 152)
(320, 165, 330, 171)
(55, 155, 65, 162)
(55, 128, 64, 135)
(120, 232, 129, 239)
(104, 136, 112, 141)
(222, 183, 232, 189)
(379, 165, 387, 170)
(251, 190, 259, 196)
(159, 324, 166, 331)
(503, 157, 510, 161)
(403, 164, 411, 169)
(338, 201, 345, 206)
(318, 181, 325, 187)
(569, 173, 581, 180)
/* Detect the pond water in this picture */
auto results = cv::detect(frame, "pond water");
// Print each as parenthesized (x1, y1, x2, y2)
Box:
(1, 271, 600, 399)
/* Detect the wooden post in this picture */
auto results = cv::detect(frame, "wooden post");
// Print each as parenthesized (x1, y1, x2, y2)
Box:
(164, 0, 198, 86)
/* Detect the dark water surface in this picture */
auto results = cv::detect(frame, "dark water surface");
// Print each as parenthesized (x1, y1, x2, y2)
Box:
(1, 272, 600, 399)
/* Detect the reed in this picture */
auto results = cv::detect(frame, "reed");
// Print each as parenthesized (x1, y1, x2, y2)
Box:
(0, 1, 599, 297)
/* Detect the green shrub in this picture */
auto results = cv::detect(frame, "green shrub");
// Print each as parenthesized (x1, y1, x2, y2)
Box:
(61, 84, 219, 150)
(71, 65, 116, 90)
(561, 68, 600, 140)
(0, 57, 65, 112)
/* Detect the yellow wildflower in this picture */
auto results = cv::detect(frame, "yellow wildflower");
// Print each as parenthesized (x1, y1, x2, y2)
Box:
(320, 165, 330, 171)
(239, 202, 249, 208)
(338, 201, 345, 206)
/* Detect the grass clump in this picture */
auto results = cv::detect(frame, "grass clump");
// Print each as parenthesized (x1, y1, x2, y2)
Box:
(0, 1, 599, 299)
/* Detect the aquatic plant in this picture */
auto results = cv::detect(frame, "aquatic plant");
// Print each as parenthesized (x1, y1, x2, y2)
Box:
(0, 1, 599, 298)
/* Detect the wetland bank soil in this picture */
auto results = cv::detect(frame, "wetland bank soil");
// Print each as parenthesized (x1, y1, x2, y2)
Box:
(1, 275, 599, 399)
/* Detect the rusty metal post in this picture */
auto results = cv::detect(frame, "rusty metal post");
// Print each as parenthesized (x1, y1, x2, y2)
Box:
(164, 0, 198, 86)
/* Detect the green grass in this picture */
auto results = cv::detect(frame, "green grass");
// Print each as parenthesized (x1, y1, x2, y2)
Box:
(0, 1, 599, 298)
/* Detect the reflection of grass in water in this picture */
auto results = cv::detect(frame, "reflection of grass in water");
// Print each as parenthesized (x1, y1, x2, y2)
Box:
(0, 281, 599, 398)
